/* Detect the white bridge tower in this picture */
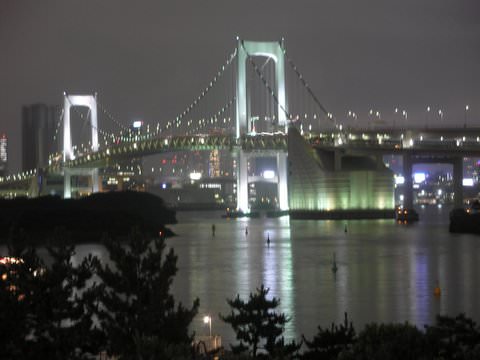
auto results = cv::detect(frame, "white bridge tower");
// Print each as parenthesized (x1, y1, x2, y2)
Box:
(235, 39, 289, 213)
(63, 93, 99, 198)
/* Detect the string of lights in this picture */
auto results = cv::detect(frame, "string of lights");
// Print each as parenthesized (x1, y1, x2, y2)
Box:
(154, 48, 238, 136)
(282, 46, 335, 125)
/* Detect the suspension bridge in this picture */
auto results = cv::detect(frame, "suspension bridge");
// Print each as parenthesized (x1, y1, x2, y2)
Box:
(2, 39, 480, 215)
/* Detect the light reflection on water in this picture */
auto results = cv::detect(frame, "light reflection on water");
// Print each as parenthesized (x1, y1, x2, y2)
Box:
(3, 205, 479, 346)
(166, 206, 480, 345)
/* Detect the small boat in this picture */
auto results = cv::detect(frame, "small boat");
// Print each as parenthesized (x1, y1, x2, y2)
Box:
(395, 207, 419, 222)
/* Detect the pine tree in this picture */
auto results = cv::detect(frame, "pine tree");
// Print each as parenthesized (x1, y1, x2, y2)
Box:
(220, 284, 300, 358)
(0, 228, 36, 358)
(301, 313, 355, 360)
(96, 227, 199, 359)
(0, 227, 101, 359)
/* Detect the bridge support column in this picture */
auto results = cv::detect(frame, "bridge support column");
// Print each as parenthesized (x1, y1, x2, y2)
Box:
(453, 157, 463, 208)
(403, 154, 413, 209)
(277, 152, 289, 211)
(236, 149, 249, 213)
(334, 150, 342, 171)
(64, 169, 72, 199)
(92, 168, 99, 193)
(63, 167, 99, 199)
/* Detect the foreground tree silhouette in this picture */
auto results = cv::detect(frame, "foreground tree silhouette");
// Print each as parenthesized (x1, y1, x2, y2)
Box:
(96, 228, 199, 359)
(301, 313, 355, 360)
(425, 313, 480, 359)
(220, 284, 300, 358)
(341, 322, 426, 360)
(0, 227, 101, 359)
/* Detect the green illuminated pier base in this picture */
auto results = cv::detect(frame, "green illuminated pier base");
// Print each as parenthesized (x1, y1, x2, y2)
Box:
(288, 128, 395, 219)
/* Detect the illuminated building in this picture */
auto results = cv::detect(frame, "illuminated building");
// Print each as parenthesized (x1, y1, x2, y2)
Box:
(209, 150, 220, 178)
(0, 134, 7, 176)
(22, 104, 59, 171)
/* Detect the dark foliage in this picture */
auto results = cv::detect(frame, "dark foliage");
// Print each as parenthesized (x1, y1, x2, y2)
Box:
(0, 227, 101, 359)
(220, 284, 301, 359)
(425, 313, 480, 359)
(341, 322, 427, 360)
(95, 227, 199, 359)
(0, 191, 176, 244)
(301, 313, 355, 360)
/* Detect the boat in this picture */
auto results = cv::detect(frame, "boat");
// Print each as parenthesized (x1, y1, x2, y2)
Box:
(395, 207, 419, 222)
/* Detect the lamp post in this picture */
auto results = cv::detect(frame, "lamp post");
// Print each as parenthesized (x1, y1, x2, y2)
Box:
(426, 106, 431, 128)
(203, 315, 212, 337)
(347, 110, 357, 128)
(465, 105, 470, 128)
(402, 110, 408, 129)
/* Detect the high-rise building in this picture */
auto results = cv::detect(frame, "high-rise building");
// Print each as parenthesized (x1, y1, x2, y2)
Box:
(0, 134, 7, 176)
(22, 104, 59, 171)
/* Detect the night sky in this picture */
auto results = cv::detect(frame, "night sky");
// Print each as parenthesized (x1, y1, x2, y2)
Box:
(1, 0, 479, 172)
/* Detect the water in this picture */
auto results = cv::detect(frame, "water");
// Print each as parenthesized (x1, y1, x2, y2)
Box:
(8, 205, 480, 346)
(165, 206, 480, 344)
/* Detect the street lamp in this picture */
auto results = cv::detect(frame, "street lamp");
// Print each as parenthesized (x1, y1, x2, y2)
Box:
(347, 110, 357, 128)
(203, 315, 212, 337)
(426, 106, 431, 128)
(465, 105, 470, 128)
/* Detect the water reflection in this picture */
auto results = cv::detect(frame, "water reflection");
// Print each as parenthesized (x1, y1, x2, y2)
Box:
(168, 208, 480, 345)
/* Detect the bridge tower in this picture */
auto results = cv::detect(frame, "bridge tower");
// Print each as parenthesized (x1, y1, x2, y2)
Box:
(63, 93, 99, 198)
(235, 39, 289, 213)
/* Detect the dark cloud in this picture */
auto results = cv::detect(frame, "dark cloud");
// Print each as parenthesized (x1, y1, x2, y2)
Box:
(1, 0, 479, 172)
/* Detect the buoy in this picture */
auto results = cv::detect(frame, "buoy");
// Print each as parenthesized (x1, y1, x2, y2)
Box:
(267, 233, 270, 246)
(434, 286, 441, 297)
(332, 252, 338, 273)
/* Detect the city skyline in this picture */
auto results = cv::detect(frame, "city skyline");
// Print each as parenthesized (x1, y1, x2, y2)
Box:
(1, 0, 479, 172)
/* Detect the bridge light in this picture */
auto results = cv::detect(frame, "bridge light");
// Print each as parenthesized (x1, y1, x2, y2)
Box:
(263, 170, 275, 179)
(189, 172, 202, 181)
(414, 173, 426, 183)
(395, 175, 405, 185)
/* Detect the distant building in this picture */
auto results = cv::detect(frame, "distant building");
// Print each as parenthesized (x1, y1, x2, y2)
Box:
(0, 134, 7, 176)
(22, 104, 59, 171)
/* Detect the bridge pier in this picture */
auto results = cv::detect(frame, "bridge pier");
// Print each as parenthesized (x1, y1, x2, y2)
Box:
(64, 168, 99, 199)
(235, 148, 289, 213)
(403, 154, 413, 209)
(277, 152, 289, 211)
(236, 149, 249, 213)
(453, 157, 463, 208)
